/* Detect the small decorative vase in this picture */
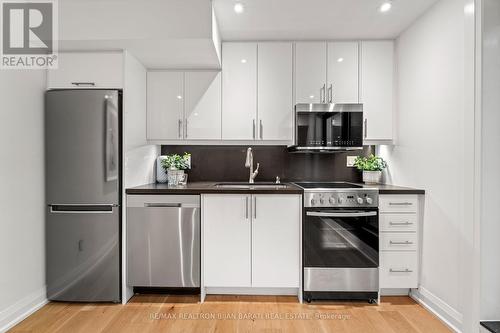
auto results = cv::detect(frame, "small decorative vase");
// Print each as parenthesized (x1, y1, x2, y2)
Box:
(156, 156, 168, 183)
(363, 171, 382, 184)
(167, 169, 185, 187)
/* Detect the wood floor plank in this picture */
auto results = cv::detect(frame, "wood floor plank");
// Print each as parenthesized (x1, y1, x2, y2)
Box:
(8, 296, 451, 333)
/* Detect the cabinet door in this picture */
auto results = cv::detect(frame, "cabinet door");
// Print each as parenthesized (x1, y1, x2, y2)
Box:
(251, 195, 301, 288)
(257, 43, 293, 141)
(185, 71, 221, 140)
(222, 43, 257, 140)
(294, 42, 327, 104)
(146, 72, 184, 140)
(47, 52, 123, 89)
(203, 194, 251, 287)
(327, 42, 359, 103)
(361, 41, 394, 141)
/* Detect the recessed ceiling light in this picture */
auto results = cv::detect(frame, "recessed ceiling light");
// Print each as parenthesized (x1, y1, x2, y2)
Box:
(234, 3, 244, 14)
(176, 95, 182, 100)
(379, 1, 392, 13)
(337, 58, 344, 62)
(240, 59, 247, 63)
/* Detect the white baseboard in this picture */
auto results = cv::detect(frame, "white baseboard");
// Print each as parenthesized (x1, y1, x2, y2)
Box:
(410, 287, 463, 333)
(0, 287, 48, 333)
(380, 288, 410, 296)
(205, 287, 299, 297)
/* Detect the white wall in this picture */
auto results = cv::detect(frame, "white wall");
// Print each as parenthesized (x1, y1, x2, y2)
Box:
(480, 0, 500, 321)
(378, 0, 471, 330)
(0, 70, 47, 331)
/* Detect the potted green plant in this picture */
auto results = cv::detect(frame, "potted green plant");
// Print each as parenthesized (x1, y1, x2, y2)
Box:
(160, 153, 191, 186)
(354, 154, 387, 184)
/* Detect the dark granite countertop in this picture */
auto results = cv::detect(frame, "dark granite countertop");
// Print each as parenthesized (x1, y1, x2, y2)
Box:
(125, 182, 303, 195)
(354, 183, 425, 195)
(126, 182, 424, 195)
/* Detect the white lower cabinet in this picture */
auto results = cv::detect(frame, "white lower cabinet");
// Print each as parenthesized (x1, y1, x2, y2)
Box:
(379, 195, 420, 290)
(203, 194, 301, 292)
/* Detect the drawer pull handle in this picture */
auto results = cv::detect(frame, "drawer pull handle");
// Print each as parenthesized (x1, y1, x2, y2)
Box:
(390, 240, 413, 245)
(389, 222, 412, 226)
(389, 202, 413, 206)
(390, 268, 413, 273)
(71, 82, 96, 86)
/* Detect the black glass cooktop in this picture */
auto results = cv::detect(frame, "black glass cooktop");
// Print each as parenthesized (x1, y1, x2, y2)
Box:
(294, 182, 363, 189)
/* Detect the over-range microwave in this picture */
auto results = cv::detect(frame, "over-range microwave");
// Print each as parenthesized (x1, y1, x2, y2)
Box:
(288, 103, 364, 153)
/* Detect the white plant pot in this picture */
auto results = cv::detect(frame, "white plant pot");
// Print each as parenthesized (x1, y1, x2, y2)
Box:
(363, 171, 382, 184)
(167, 169, 185, 187)
(156, 156, 168, 183)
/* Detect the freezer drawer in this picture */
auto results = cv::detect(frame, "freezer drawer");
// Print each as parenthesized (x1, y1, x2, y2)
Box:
(127, 195, 200, 288)
(46, 205, 120, 302)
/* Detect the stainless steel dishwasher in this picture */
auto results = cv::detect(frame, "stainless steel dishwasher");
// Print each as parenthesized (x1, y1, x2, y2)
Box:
(127, 195, 200, 288)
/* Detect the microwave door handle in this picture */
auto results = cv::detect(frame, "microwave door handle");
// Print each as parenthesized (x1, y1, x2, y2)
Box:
(306, 211, 377, 218)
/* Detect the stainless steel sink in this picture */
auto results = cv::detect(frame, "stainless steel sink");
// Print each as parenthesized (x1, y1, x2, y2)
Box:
(214, 182, 288, 189)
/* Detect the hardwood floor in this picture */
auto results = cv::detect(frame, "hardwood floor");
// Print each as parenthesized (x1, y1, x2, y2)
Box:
(10, 295, 451, 333)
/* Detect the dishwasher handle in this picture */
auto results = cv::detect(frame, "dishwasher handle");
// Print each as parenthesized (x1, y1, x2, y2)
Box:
(143, 203, 200, 208)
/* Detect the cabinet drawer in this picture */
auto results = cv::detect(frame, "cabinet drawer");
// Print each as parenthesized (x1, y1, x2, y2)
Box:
(380, 233, 417, 251)
(380, 252, 418, 288)
(379, 195, 418, 213)
(47, 52, 123, 89)
(380, 214, 417, 232)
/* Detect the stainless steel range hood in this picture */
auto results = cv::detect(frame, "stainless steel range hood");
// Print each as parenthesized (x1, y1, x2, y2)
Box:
(288, 103, 364, 153)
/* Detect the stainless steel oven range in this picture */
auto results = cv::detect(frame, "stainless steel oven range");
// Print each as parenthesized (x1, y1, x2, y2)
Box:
(295, 182, 379, 303)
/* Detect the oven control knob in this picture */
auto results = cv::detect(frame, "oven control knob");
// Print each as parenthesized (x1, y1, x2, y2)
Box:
(366, 197, 373, 205)
(310, 198, 316, 206)
(338, 198, 343, 204)
(357, 197, 364, 204)
(329, 197, 336, 205)
(319, 198, 325, 205)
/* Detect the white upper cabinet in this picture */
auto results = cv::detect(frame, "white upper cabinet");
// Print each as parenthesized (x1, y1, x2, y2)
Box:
(361, 41, 394, 142)
(251, 195, 300, 288)
(294, 42, 328, 104)
(257, 42, 293, 141)
(203, 194, 252, 287)
(147, 72, 184, 140)
(184, 71, 222, 140)
(222, 42, 258, 140)
(327, 42, 359, 103)
(47, 52, 123, 89)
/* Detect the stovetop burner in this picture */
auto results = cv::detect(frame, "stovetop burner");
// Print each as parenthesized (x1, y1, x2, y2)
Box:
(294, 182, 363, 189)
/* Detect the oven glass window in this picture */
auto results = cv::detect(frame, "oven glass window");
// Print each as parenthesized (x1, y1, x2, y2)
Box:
(304, 209, 379, 268)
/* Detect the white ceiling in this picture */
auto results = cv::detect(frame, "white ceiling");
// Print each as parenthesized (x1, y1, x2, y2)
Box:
(213, 0, 440, 40)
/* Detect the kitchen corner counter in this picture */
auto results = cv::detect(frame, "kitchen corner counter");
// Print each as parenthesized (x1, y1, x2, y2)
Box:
(125, 182, 304, 195)
(357, 183, 425, 195)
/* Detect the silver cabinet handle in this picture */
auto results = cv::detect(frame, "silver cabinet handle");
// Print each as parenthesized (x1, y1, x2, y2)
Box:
(259, 120, 263, 140)
(71, 82, 95, 86)
(320, 84, 326, 103)
(245, 197, 249, 219)
(253, 196, 257, 219)
(390, 240, 414, 245)
(389, 221, 412, 226)
(390, 268, 413, 273)
(144, 203, 181, 208)
(178, 119, 182, 139)
(389, 202, 413, 206)
(328, 84, 333, 103)
(253, 119, 256, 139)
(364, 119, 368, 139)
(185, 119, 188, 139)
(78, 240, 84, 251)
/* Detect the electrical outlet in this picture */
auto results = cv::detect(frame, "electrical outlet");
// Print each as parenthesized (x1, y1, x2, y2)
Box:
(346, 156, 357, 167)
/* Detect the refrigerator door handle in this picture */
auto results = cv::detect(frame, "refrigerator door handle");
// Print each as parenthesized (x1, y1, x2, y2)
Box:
(49, 204, 117, 214)
(105, 94, 119, 182)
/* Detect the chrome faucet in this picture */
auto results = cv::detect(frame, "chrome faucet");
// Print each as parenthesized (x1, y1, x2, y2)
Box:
(245, 147, 260, 183)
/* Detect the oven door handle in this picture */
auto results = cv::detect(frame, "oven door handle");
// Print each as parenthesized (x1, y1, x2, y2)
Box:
(306, 211, 378, 218)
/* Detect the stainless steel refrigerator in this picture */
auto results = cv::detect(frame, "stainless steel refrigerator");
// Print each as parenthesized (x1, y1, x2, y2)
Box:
(45, 90, 121, 302)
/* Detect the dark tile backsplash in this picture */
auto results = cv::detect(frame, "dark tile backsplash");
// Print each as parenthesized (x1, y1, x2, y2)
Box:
(161, 145, 373, 183)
